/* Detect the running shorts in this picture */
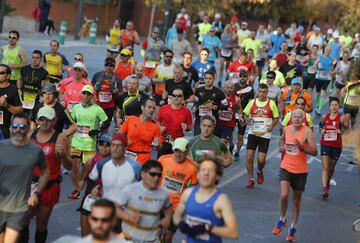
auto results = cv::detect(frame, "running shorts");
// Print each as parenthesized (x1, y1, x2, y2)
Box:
(321, 144, 342, 161)
(279, 168, 308, 191)
(246, 134, 270, 153)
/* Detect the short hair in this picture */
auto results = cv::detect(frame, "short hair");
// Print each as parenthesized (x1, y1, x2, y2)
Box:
(204, 70, 215, 78)
(266, 70, 276, 78)
(176, 28, 183, 34)
(105, 57, 115, 63)
(201, 48, 210, 54)
(9, 30, 20, 39)
(75, 52, 85, 61)
(32, 50, 42, 57)
(183, 52, 192, 57)
(142, 159, 163, 172)
(163, 49, 174, 56)
(247, 48, 254, 53)
(312, 44, 319, 49)
(296, 96, 306, 105)
(0, 64, 11, 75)
(200, 114, 216, 125)
(258, 83, 268, 90)
(50, 39, 60, 47)
(127, 75, 139, 84)
(11, 112, 30, 126)
(198, 154, 224, 184)
(141, 96, 156, 107)
(173, 64, 183, 73)
(329, 96, 340, 105)
(92, 199, 116, 218)
(292, 109, 305, 120)
(172, 88, 184, 95)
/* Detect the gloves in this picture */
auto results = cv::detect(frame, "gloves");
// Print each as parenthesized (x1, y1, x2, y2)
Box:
(178, 221, 207, 237)
(88, 129, 100, 137)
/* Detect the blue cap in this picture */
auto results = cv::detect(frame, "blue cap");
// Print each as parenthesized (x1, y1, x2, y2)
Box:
(98, 133, 112, 144)
(291, 78, 302, 85)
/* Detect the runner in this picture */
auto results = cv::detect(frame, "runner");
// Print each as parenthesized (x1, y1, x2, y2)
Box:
(334, 50, 350, 100)
(319, 97, 349, 199)
(282, 97, 313, 129)
(189, 115, 233, 167)
(201, 26, 222, 64)
(237, 21, 250, 45)
(120, 21, 141, 49)
(166, 19, 181, 50)
(212, 13, 224, 39)
(342, 79, 360, 128)
(259, 58, 286, 87)
(181, 52, 199, 89)
(77, 133, 112, 236)
(157, 88, 193, 156)
(106, 19, 121, 57)
(243, 83, 279, 188)
(21, 107, 71, 243)
(31, 83, 75, 136)
(193, 70, 228, 136)
(173, 154, 239, 242)
(92, 57, 122, 122)
(227, 51, 255, 83)
(43, 40, 70, 84)
(114, 48, 134, 81)
(158, 138, 198, 243)
(68, 85, 109, 199)
(273, 109, 317, 242)
(0, 30, 28, 86)
(268, 27, 286, 58)
(219, 24, 238, 85)
(241, 31, 263, 61)
(282, 78, 312, 115)
(130, 64, 153, 95)
(67, 53, 85, 79)
(0, 64, 23, 139)
(142, 27, 165, 77)
(197, 15, 212, 53)
(280, 52, 302, 86)
(302, 45, 319, 93)
(19, 50, 48, 117)
(119, 97, 162, 165)
(0, 112, 49, 243)
(313, 46, 333, 116)
(191, 48, 216, 86)
(171, 29, 192, 65)
(59, 62, 92, 113)
(264, 71, 283, 109)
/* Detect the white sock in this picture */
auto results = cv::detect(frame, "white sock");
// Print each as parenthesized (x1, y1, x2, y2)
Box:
(291, 223, 296, 229)
(280, 216, 286, 222)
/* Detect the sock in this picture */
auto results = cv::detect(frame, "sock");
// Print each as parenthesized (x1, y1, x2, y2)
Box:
(18, 225, 29, 243)
(313, 95, 319, 108)
(280, 216, 286, 222)
(35, 230, 48, 243)
(319, 96, 326, 110)
(290, 223, 296, 229)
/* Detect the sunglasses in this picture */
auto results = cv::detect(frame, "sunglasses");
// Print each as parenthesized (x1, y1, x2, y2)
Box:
(239, 74, 248, 78)
(82, 92, 92, 96)
(296, 103, 305, 105)
(11, 123, 28, 130)
(0, 71, 8, 75)
(8, 36, 17, 40)
(74, 58, 82, 61)
(120, 54, 128, 57)
(266, 76, 275, 79)
(105, 63, 115, 67)
(38, 117, 51, 122)
(148, 171, 162, 178)
(90, 216, 112, 223)
(98, 141, 111, 147)
(172, 94, 183, 98)
(74, 68, 83, 72)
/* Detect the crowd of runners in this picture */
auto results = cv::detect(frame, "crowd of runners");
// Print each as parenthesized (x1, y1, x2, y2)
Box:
(0, 8, 360, 243)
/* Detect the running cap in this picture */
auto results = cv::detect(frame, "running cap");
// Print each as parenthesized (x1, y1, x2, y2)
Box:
(230, 16, 238, 23)
(37, 106, 56, 120)
(210, 26, 216, 32)
(215, 13, 221, 19)
(112, 134, 128, 146)
(104, 57, 116, 66)
(41, 83, 58, 94)
(172, 137, 189, 152)
(81, 85, 94, 94)
(73, 62, 86, 70)
(152, 26, 160, 34)
(241, 21, 248, 25)
(98, 133, 112, 144)
(120, 48, 131, 56)
(314, 26, 321, 32)
(327, 28, 333, 34)
(289, 51, 297, 56)
(291, 77, 302, 85)
(333, 31, 340, 38)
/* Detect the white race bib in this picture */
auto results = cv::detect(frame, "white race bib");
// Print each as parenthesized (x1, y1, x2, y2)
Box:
(162, 176, 184, 194)
(99, 92, 112, 103)
(77, 125, 91, 137)
(199, 105, 212, 116)
(82, 195, 97, 211)
(324, 130, 337, 141)
(186, 215, 211, 241)
(221, 49, 232, 57)
(348, 95, 359, 104)
(125, 150, 138, 161)
(285, 143, 298, 156)
(145, 61, 156, 68)
(22, 101, 35, 110)
(319, 71, 330, 79)
(308, 66, 317, 74)
(0, 111, 3, 125)
(219, 110, 234, 121)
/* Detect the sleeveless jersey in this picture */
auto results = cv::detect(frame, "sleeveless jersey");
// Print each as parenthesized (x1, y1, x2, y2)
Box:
(218, 94, 236, 128)
(31, 130, 60, 180)
(344, 81, 360, 107)
(249, 98, 273, 138)
(108, 28, 121, 48)
(185, 185, 225, 243)
(2, 45, 21, 80)
(316, 55, 332, 81)
(121, 30, 135, 48)
(320, 113, 342, 148)
(115, 62, 133, 81)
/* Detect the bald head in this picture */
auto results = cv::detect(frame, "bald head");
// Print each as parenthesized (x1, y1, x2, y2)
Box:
(135, 64, 145, 77)
(292, 109, 305, 127)
(223, 80, 234, 96)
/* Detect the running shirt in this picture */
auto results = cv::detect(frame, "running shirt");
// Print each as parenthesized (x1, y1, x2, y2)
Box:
(43, 52, 69, 81)
(59, 78, 92, 112)
(316, 55, 333, 81)
(220, 33, 236, 58)
(71, 104, 108, 151)
(236, 84, 254, 112)
(344, 81, 360, 107)
(282, 87, 312, 114)
(280, 62, 302, 86)
(267, 84, 281, 103)
(0, 84, 22, 135)
(227, 60, 255, 75)
(120, 116, 162, 165)
(282, 111, 313, 128)
(115, 62, 133, 81)
(202, 35, 222, 62)
(1, 44, 22, 80)
(121, 29, 136, 48)
(116, 182, 171, 242)
(243, 98, 279, 139)
(191, 60, 216, 84)
(259, 70, 286, 87)
(165, 79, 193, 101)
(92, 71, 122, 109)
(189, 135, 228, 163)
(116, 90, 148, 117)
(320, 113, 342, 148)
(108, 27, 121, 49)
(237, 29, 250, 44)
(157, 104, 193, 140)
(335, 61, 350, 85)
(198, 23, 212, 42)
(181, 65, 199, 86)
(158, 154, 198, 211)
(281, 125, 308, 174)
(241, 38, 263, 57)
(184, 185, 225, 243)
(153, 64, 175, 96)
(218, 94, 237, 128)
(306, 54, 318, 76)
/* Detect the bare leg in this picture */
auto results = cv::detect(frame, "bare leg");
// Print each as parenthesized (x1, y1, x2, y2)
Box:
(246, 149, 255, 178)
(280, 181, 291, 218)
(257, 152, 267, 172)
(4, 228, 20, 243)
(321, 155, 330, 187)
(71, 158, 81, 191)
(291, 190, 303, 226)
(80, 215, 91, 236)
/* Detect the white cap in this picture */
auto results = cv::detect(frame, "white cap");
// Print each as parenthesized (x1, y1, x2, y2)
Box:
(333, 31, 339, 38)
(215, 13, 221, 19)
(327, 28, 333, 34)
(73, 62, 88, 74)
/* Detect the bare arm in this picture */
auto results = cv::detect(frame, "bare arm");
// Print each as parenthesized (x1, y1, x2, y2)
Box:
(159, 206, 173, 229)
(173, 188, 192, 225)
(133, 31, 141, 45)
(10, 48, 28, 69)
(299, 127, 317, 156)
(55, 133, 72, 170)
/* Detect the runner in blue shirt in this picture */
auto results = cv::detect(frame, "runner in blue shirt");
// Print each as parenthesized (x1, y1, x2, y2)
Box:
(191, 48, 216, 86)
(202, 27, 222, 63)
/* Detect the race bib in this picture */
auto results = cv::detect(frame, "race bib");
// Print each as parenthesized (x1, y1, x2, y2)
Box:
(285, 143, 298, 156)
(162, 176, 184, 194)
(77, 125, 90, 137)
(324, 130, 337, 141)
(199, 105, 212, 116)
(82, 195, 97, 212)
(145, 61, 156, 68)
(252, 120, 267, 133)
(99, 92, 112, 103)
(31, 182, 39, 196)
(125, 150, 138, 161)
(22, 101, 35, 110)
(195, 150, 215, 158)
(219, 110, 233, 121)
(68, 101, 79, 112)
(319, 71, 330, 79)
(0, 111, 3, 125)
(308, 66, 317, 74)
(348, 95, 359, 104)
(221, 49, 232, 57)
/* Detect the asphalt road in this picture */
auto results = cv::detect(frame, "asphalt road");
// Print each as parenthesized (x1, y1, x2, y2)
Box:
(1, 33, 359, 243)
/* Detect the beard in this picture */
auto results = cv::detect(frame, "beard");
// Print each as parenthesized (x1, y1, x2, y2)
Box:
(11, 131, 26, 141)
(91, 227, 112, 240)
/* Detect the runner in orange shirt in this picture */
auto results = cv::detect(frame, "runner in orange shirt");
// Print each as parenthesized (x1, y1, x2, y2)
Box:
(281, 78, 312, 115)
(119, 97, 162, 165)
(158, 137, 198, 243)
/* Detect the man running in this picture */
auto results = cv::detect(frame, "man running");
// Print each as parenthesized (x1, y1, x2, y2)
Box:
(273, 109, 317, 242)
(43, 40, 69, 84)
(181, 52, 199, 89)
(282, 78, 312, 115)
(191, 48, 216, 86)
(243, 83, 279, 188)
(0, 112, 49, 243)
(282, 97, 313, 129)
(142, 27, 165, 77)
(173, 154, 239, 242)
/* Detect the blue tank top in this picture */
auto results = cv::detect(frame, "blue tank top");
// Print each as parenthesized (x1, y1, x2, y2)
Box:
(185, 185, 225, 243)
(316, 55, 333, 80)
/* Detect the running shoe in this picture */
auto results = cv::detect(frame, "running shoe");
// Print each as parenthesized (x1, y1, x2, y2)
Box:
(322, 186, 329, 199)
(257, 171, 264, 184)
(273, 218, 287, 235)
(246, 179, 255, 189)
(233, 152, 239, 161)
(62, 169, 72, 175)
(68, 190, 80, 199)
(286, 227, 296, 242)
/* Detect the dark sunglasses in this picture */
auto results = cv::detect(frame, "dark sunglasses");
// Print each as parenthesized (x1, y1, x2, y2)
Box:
(74, 58, 82, 61)
(266, 76, 275, 79)
(148, 171, 162, 178)
(98, 141, 111, 147)
(90, 216, 112, 223)
(172, 94, 183, 98)
(0, 71, 8, 75)
(74, 67, 83, 72)
(120, 54, 129, 57)
(105, 63, 115, 67)
(82, 92, 92, 96)
(8, 36, 17, 40)
(38, 117, 51, 122)
(11, 123, 28, 130)
(239, 74, 248, 78)
(296, 103, 305, 105)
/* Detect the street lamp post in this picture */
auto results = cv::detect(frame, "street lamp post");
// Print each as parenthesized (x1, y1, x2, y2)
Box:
(0, 0, 6, 33)
(74, 0, 85, 40)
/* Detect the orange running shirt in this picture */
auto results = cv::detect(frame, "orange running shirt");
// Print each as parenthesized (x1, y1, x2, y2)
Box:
(158, 154, 198, 211)
(282, 87, 312, 114)
(59, 78, 92, 111)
